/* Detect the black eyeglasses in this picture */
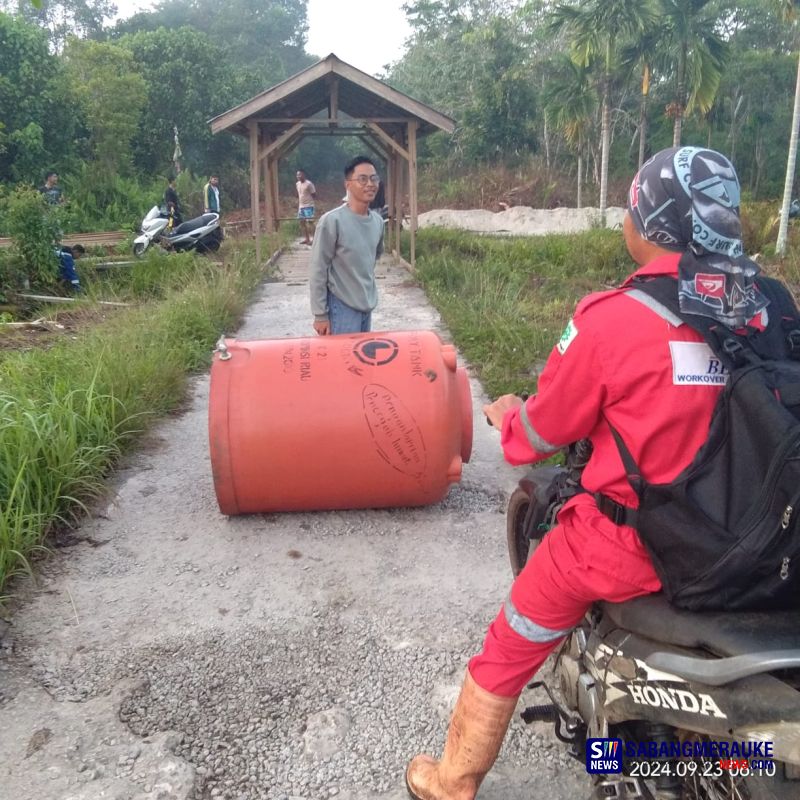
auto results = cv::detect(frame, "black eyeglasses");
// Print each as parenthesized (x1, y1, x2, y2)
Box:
(348, 174, 381, 186)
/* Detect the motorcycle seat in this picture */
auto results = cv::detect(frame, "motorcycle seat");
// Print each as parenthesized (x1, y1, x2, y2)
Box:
(169, 214, 216, 236)
(601, 594, 800, 658)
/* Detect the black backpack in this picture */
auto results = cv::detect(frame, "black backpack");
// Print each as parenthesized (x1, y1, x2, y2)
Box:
(598, 275, 800, 611)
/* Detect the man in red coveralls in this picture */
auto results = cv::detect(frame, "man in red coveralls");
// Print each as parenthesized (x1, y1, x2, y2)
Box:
(406, 147, 771, 800)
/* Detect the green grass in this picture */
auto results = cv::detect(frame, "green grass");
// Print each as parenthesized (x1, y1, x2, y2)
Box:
(413, 228, 631, 397)
(0, 232, 286, 596)
(412, 218, 800, 400)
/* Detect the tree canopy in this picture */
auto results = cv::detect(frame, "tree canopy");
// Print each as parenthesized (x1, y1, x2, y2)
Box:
(2, 0, 800, 232)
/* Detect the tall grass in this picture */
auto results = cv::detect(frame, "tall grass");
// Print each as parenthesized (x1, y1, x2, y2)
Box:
(414, 228, 630, 396)
(0, 235, 282, 594)
(414, 217, 800, 399)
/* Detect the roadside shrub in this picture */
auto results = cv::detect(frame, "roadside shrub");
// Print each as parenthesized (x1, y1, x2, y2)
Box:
(4, 186, 61, 290)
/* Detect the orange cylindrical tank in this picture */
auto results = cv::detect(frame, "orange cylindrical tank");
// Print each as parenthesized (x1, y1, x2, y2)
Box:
(208, 330, 473, 514)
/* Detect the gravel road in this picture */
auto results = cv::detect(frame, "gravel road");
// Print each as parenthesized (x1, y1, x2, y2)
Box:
(0, 245, 589, 800)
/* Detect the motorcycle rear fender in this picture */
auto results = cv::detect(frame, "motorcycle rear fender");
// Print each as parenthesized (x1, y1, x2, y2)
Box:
(583, 625, 800, 757)
(517, 465, 564, 506)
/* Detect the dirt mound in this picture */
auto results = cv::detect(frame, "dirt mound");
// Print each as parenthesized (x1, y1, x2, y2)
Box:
(418, 205, 626, 236)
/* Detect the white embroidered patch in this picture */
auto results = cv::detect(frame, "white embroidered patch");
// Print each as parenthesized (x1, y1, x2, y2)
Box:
(557, 319, 578, 355)
(670, 341, 729, 386)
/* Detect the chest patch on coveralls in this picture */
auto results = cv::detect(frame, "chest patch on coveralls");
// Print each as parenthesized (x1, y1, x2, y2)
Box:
(669, 341, 729, 386)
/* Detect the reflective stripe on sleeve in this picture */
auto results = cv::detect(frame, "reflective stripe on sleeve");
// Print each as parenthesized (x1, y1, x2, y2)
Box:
(504, 595, 572, 643)
(519, 403, 560, 455)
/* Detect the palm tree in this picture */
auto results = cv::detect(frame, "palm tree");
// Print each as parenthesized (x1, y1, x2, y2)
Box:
(777, 0, 800, 256)
(550, 0, 656, 223)
(620, 27, 668, 167)
(658, 0, 728, 147)
(542, 57, 598, 207)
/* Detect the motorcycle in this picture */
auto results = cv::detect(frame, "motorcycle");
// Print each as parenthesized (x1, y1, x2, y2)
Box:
(507, 440, 800, 799)
(133, 206, 223, 257)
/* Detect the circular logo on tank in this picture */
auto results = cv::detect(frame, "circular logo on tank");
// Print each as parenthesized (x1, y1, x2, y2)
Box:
(353, 337, 399, 366)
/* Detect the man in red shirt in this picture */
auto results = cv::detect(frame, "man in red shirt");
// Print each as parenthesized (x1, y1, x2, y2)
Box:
(406, 147, 770, 800)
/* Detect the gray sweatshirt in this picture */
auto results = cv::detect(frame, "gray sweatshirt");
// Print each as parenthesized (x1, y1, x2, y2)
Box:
(309, 204, 385, 320)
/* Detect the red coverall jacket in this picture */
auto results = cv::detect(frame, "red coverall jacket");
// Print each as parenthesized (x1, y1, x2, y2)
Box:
(469, 252, 760, 696)
(502, 251, 733, 505)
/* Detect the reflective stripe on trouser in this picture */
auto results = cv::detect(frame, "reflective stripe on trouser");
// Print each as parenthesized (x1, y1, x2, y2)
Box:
(468, 508, 661, 697)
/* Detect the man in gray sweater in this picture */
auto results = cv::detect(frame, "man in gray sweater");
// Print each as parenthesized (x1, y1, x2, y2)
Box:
(310, 155, 385, 335)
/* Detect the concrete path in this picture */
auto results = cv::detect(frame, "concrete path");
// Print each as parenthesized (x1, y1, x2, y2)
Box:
(0, 245, 589, 800)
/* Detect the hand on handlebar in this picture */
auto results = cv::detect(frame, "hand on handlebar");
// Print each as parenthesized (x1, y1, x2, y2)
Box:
(483, 393, 527, 430)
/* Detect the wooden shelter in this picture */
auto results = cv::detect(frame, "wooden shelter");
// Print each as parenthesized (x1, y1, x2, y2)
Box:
(208, 54, 455, 266)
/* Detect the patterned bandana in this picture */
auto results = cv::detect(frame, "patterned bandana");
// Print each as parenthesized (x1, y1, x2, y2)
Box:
(627, 146, 767, 329)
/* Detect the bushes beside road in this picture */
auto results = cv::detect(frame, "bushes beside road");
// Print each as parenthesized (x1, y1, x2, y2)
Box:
(0, 237, 282, 596)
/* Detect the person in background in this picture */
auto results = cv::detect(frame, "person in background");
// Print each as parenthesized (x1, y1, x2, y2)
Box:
(164, 175, 182, 227)
(56, 244, 85, 292)
(39, 171, 64, 205)
(369, 180, 388, 220)
(203, 175, 220, 215)
(295, 169, 317, 245)
(405, 146, 774, 800)
(309, 155, 384, 336)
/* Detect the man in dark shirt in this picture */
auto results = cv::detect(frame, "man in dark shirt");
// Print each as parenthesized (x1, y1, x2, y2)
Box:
(39, 171, 64, 205)
(164, 176, 182, 226)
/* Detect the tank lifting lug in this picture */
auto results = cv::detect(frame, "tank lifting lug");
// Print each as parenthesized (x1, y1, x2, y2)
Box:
(215, 335, 232, 361)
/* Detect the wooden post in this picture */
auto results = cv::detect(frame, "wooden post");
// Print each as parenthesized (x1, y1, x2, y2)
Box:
(271, 155, 280, 231)
(395, 151, 404, 260)
(262, 132, 274, 234)
(391, 152, 399, 256)
(408, 121, 418, 268)
(249, 120, 261, 264)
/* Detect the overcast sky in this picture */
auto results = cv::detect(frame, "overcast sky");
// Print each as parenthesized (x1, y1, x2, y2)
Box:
(112, 0, 412, 76)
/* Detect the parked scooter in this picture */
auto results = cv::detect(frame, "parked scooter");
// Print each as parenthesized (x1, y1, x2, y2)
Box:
(507, 440, 800, 800)
(133, 206, 223, 257)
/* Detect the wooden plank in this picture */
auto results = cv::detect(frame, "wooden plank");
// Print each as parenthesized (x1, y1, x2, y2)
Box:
(0, 231, 127, 249)
(16, 294, 131, 307)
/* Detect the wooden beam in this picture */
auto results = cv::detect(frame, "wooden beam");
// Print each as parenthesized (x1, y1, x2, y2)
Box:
(357, 135, 388, 161)
(328, 77, 338, 126)
(251, 117, 412, 125)
(366, 122, 409, 160)
(258, 122, 303, 161)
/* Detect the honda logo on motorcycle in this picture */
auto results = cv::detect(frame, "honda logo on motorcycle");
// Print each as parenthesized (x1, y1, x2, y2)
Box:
(627, 682, 727, 718)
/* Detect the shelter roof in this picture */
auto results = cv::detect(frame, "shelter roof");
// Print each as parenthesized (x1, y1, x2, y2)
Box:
(209, 53, 455, 139)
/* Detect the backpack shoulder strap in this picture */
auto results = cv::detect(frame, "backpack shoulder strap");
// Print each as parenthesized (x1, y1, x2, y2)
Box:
(627, 275, 749, 369)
